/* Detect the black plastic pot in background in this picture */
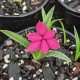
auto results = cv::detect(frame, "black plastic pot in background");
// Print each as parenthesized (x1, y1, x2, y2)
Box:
(55, 0, 80, 35)
(0, 0, 50, 45)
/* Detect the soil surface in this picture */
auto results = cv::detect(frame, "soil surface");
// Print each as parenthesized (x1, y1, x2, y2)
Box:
(60, 0, 80, 13)
(0, 27, 80, 80)
(0, 0, 44, 15)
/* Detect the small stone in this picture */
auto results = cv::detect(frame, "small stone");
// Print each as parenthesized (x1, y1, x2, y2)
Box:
(22, 2, 26, 6)
(39, 69, 42, 73)
(73, 67, 76, 71)
(21, 51, 24, 54)
(5, 59, 10, 63)
(14, 13, 19, 15)
(70, 51, 73, 54)
(20, 60, 24, 64)
(9, 77, 14, 80)
(66, 79, 69, 80)
(36, 70, 41, 75)
(6, 40, 12, 46)
(45, 63, 49, 67)
(25, 65, 35, 70)
(18, 63, 21, 66)
(3, 49, 6, 52)
(67, 39, 70, 42)
(33, 74, 37, 78)
(72, 77, 78, 80)
(3, 72, 7, 75)
(22, 6, 27, 11)
(63, 61, 67, 65)
(15, 54, 19, 58)
(61, 0, 64, 2)
(5, 13, 9, 15)
(53, 28, 57, 32)
(1, 5, 5, 8)
(2, 64, 8, 69)
(55, 71, 58, 75)
(4, 54, 10, 60)
(19, 77, 22, 80)
(22, 54, 29, 59)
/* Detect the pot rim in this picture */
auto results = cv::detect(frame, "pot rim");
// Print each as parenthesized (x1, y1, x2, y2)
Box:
(0, 0, 49, 18)
(57, 0, 80, 15)
(0, 26, 75, 49)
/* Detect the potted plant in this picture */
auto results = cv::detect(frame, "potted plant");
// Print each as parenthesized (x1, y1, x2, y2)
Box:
(0, 6, 79, 80)
(0, 0, 49, 32)
(55, 0, 80, 35)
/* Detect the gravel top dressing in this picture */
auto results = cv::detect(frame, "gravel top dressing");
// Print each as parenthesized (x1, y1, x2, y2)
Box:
(0, 27, 80, 80)
(60, 0, 80, 13)
(0, 0, 44, 15)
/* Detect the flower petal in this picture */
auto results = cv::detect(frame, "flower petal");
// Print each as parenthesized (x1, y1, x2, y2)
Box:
(36, 22, 47, 35)
(27, 32, 42, 41)
(27, 41, 41, 52)
(47, 38, 60, 50)
(43, 30, 55, 39)
(41, 40, 49, 54)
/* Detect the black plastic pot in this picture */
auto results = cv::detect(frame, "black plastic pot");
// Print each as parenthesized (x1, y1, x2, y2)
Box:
(0, 26, 75, 80)
(55, 0, 80, 35)
(0, 0, 49, 32)
(0, 0, 50, 44)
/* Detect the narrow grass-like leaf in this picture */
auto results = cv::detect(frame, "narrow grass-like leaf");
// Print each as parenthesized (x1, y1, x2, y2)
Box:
(42, 6, 55, 30)
(43, 51, 72, 63)
(41, 7, 46, 22)
(74, 27, 80, 61)
(0, 30, 29, 47)
(49, 19, 63, 30)
(59, 20, 67, 44)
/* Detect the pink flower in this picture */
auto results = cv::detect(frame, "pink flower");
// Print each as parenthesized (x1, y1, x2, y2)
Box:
(27, 22, 60, 54)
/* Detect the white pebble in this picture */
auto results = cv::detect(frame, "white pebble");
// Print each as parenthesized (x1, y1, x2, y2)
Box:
(3, 49, 6, 52)
(21, 51, 24, 54)
(19, 77, 22, 80)
(15, 54, 19, 58)
(14, 13, 19, 15)
(22, 6, 27, 11)
(70, 51, 73, 54)
(9, 77, 14, 80)
(73, 67, 76, 71)
(42, 79, 44, 80)
(63, 61, 67, 65)
(5, 13, 9, 15)
(78, 9, 80, 12)
(20, 60, 24, 64)
(5, 59, 10, 63)
(61, 0, 64, 2)
(72, 77, 78, 80)
(39, 69, 42, 73)
(66, 79, 69, 80)
(68, 0, 72, 2)
(2, 64, 8, 69)
(33, 74, 36, 78)
(4, 54, 10, 60)
(1, 5, 5, 8)
(55, 71, 58, 75)
(45, 63, 49, 67)
(18, 63, 21, 66)
(53, 28, 57, 32)
(67, 39, 70, 42)
(22, 2, 26, 6)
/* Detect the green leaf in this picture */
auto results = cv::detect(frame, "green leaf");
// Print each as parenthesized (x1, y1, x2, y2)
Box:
(32, 50, 43, 60)
(43, 6, 55, 30)
(74, 27, 80, 61)
(43, 51, 72, 63)
(41, 7, 46, 22)
(49, 19, 63, 30)
(59, 20, 67, 44)
(15, 0, 22, 2)
(0, 30, 29, 47)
